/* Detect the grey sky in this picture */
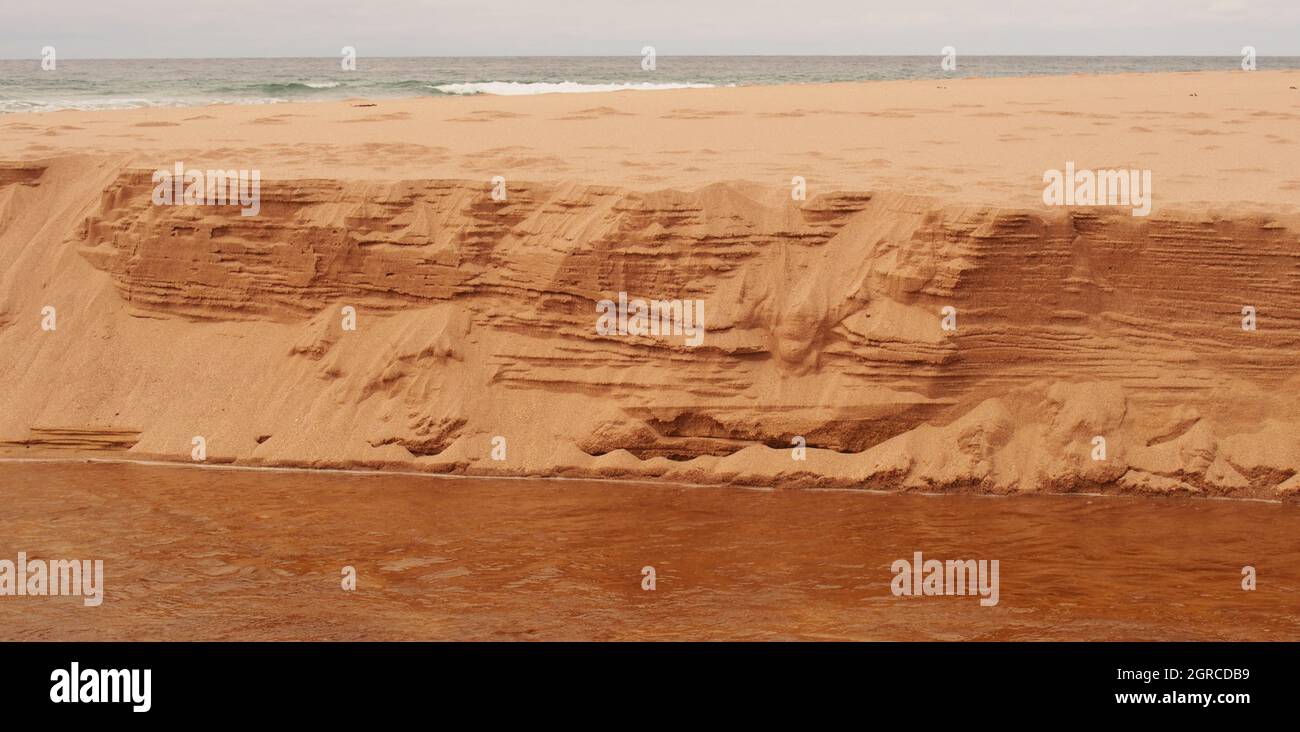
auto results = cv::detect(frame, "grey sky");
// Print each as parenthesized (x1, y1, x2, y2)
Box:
(3, 0, 1299, 58)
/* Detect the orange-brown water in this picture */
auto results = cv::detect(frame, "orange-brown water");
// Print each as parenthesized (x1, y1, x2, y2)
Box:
(1, 461, 1297, 641)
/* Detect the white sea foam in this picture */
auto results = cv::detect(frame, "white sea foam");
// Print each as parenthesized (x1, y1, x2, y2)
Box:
(0, 98, 163, 113)
(432, 81, 716, 96)
(0, 97, 290, 113)
(0, 78, 715, 114)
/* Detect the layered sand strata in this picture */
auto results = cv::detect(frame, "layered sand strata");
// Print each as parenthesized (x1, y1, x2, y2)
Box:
(3, 70, 1300, 497)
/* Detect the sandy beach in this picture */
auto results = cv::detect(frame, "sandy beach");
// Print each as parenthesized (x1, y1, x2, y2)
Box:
(4, 70, 1300, 205)
(4, 70, 1300, 497)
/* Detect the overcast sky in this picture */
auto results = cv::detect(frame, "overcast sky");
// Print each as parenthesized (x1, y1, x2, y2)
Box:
(3, 0, 1299, 58)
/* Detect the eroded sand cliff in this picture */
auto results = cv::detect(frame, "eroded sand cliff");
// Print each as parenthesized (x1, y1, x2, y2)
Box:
(3, 71, 1300, 497)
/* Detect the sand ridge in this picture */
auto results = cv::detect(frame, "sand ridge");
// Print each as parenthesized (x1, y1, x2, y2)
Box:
(2, 71, 1300, 498)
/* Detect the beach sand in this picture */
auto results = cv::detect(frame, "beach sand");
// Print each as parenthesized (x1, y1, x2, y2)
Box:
(3, 70, 1300, 497)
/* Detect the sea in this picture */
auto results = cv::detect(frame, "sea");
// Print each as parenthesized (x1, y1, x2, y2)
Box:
(3, 55, 1300, 113)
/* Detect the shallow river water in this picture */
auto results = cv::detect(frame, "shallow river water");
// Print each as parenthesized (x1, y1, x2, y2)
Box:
(1, 461, 1296, 640)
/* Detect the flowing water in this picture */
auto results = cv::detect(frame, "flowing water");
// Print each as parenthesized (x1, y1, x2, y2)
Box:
(0, 461, 1297, 641)
(6, 56, 1300, 112)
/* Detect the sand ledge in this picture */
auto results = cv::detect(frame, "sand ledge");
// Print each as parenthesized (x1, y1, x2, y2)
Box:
(3, 72, 1300, 497)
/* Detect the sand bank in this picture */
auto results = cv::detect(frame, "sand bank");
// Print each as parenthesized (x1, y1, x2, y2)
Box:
(3, 71, 1300, 497)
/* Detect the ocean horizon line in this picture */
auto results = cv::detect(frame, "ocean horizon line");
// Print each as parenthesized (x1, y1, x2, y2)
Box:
(7, 55, 1300, 113)
(6, 53, 1300, 61)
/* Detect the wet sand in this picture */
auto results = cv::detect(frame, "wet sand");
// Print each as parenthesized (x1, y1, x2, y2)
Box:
(0, 461, 1297, 641)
